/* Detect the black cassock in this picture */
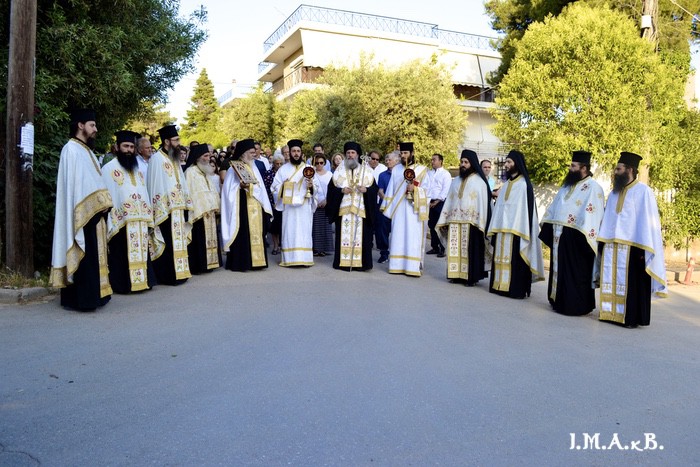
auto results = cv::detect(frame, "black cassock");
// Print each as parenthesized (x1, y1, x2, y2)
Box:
(539, 223, 595, 316)
(489, 234, 533, 299)
(60, 213, 111, 310)
(188, 216, 221, 275)
(225, 188, 268, 272)
(152, 215, 189, 286)
(325, 179, 379, 271)
(107, 228, 157, 293)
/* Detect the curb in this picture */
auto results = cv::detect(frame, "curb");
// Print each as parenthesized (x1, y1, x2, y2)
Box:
(0, 287, 52, 305)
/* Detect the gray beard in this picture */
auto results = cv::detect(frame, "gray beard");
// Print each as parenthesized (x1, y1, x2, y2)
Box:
(167, 147, 178, 162)
(345, 158, 359, 171)
(197, 161, 215, 176)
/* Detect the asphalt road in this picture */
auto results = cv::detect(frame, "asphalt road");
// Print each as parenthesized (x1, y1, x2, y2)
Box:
(1, 252, 699, 466)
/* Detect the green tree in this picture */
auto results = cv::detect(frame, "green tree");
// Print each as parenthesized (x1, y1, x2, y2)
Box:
(0, 0, 206, 266)
(219, 84, 284, 149)
(492, 4, 686, 183)
(485, 0, 700, 85)
(651, 109, 700, 252)
(285, 58, 467, 165)
(181, 68, 219, 141)
(127, 100, 176, 142)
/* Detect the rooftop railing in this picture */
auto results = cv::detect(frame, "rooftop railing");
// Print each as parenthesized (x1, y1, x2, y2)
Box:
(263, 4, 496, 53)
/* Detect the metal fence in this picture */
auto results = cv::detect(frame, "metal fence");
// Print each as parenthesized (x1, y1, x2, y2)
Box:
(263, 4, 496, 53)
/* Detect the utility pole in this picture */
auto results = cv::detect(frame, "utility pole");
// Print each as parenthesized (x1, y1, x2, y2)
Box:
(5, 0, 38, 276)
(639, 0, 659, 184)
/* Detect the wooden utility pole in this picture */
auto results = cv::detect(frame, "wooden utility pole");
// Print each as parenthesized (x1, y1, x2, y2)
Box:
(639, 0, 659, 184)
(641, 0, 659, 49)
(5, 0, 38, 276)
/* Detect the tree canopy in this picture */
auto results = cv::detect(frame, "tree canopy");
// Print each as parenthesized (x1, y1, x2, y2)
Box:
(492, 3, 686, 182)
(0, 0, 206, 266)
(284, 58, 467, 165)
(181, 68, 221, 145)
(485, 0, 700, 85)
(219, 84, 284, 150)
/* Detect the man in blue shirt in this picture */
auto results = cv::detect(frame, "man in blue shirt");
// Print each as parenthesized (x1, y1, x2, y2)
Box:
(376, 151, 402, 263)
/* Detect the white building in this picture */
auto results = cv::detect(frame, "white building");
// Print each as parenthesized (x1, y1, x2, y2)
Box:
(253, 5, 504, 160)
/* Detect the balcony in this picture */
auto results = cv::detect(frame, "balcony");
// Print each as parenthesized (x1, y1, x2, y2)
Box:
(270, 66, 324, 97)
(262, 4, 496, 54)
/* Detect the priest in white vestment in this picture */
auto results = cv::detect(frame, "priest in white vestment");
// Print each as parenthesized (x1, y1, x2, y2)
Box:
(185, 143, 221, 274)
(325, 142, 378, 271)
(381, 142, 432, 277)
(147, 124, 193, 285)
(51, 109, 113, 310)
(539, 150, 605, 316)
(487, 150, 544, 298)
(102, 130, 160, 293)
(271, 139, 318, 267)
(436, 149, 492, 285)
(221, 139, 273, 271)
(596, 151, 666, 327)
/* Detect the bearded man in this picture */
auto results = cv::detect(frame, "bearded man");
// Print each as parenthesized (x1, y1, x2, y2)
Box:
(51, 109, 113, 310)
(221, 139, 273, 271)
(436, 149, 492, 286)
(539, 150, 605, 316)
(271, 139, 318, 267)
(596, 151, 666, 327)
(381, 142, 431, 277)
(101, 130, 159, 293)
(325, 141, 378, 271)
(487, 150, 545, 299)
(184, 143, 221, 274)
(146, 124, 193, 285)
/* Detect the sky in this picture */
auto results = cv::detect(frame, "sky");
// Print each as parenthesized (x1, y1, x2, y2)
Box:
(165, 0, 497, 122)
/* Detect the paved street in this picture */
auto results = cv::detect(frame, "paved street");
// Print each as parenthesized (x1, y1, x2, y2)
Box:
(1, 253, 699, 466)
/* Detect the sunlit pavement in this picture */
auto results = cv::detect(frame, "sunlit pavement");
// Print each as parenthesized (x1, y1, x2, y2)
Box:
(1, 252, 698, 466)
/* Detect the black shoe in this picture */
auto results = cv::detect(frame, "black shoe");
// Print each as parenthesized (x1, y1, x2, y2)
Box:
(437, 252, 446, 258)
(426, 249, 438, 255)
(378, 255, 389, 264)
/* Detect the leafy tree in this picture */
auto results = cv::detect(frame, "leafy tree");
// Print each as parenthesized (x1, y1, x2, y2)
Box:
(127, 100, 176, 142)
(491, 3, 686, 183)
(181, 68, 219, 142)
(219, 84, 284, 149)
(651, 109, 700, 252)
(485, 0, 700, 85)
(0, 0, 206, 266)
(285, 57, 467, 165)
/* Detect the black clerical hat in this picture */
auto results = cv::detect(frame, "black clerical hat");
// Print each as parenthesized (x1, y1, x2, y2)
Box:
(343, 141, 362, 155)
(70, 108, 96, 124)
(618, 151, 642, 169)
(114, 130, 140, 145)
(399, 142, 414, 152)
(287, 139, 303, 150)
(461, 149, 477, 160)
(232, 138, 256, 160)
(158, 124, 178, 141)
(572, 150, 591, 165)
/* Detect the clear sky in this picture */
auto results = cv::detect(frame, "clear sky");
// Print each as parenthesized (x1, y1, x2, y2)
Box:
(165, 0, 497, 122)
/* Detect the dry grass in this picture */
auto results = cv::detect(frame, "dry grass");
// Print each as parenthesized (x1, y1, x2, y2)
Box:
(0, 266, 50, 289)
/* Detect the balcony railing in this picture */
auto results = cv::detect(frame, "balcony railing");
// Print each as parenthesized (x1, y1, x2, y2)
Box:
(263, 4, 496, 54)
(270, 66, 323, 95)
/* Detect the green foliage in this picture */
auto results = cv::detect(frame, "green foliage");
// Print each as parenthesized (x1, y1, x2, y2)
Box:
(219, 84, 284, 149)
(127, 100, 176, 142)
(486, 0, 700, 85)
(285, 58, 467, 165)
(181, 68, 220, 143)
(492, 4, 686, 183)
(652, 109, 700, 249)
(0, 0, 206, 266)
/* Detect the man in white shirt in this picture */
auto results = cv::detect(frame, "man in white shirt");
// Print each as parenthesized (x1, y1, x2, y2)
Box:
(426, 153, 452, 258)
(368, 150, 387, 181)
(136, 136, 153, 181)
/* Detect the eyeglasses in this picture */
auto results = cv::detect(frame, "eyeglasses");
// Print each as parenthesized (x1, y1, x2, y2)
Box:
(370, 158, 380, 161)
(314, 161, 325, 165)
